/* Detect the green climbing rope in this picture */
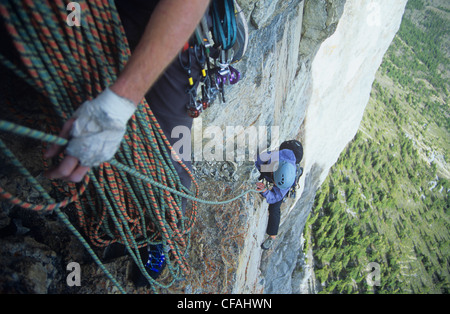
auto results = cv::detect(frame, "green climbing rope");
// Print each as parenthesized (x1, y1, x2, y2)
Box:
(0, 119, 259, 207)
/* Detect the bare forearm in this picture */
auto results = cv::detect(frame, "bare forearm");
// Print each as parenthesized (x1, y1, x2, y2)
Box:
(110, 0, 210, 105)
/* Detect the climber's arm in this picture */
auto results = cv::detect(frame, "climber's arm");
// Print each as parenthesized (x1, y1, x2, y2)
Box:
(44, 0, 210, 182)
(110, 0, 211, 105)
(261, 187, 286, 204)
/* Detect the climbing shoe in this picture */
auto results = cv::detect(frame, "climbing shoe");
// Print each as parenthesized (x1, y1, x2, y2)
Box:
(261, 237, 274, 250)
(145, 244, 167, 278)
(131, 244, 167, 287)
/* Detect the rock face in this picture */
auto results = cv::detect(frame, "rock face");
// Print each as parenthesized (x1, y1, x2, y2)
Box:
(0, 0, 407, 293)
(192, 0, 408, 293)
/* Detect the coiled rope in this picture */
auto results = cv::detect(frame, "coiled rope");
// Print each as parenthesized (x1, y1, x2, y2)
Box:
(0, 0, 257, 293)
(211, 0, 237, 50)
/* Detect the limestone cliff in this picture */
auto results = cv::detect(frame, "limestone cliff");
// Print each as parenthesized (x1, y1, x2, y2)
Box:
(192, 0, 408, 293)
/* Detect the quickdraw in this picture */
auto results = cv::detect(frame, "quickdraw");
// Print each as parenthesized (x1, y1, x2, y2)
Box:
(179, 46, 201, 118)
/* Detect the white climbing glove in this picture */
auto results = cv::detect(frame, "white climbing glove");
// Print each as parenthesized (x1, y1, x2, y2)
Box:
(66, 88, 136, 167)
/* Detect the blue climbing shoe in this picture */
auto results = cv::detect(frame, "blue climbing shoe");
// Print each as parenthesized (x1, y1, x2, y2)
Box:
(131, 244, 167, 287)
(145, 244, 166, 278)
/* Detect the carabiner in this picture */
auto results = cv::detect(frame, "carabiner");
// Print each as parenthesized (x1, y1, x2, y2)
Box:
(228, 65, 241, 85)
(179, 48, 194, 87)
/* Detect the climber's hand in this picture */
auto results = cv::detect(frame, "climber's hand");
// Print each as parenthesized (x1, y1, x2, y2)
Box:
(44, 88, 136, 182)
(44, 117, 90, 182)
(256, 182, 268, 193)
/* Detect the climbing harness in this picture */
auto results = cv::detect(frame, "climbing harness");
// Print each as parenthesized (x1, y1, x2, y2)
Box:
(180, 0, 246, 117)
(0, 0, 256, 294)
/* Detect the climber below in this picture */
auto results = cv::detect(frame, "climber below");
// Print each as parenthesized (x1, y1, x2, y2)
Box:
(255, 140, 303, 250)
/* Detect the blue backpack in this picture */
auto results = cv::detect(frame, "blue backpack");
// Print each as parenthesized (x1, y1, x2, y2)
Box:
(279, 140, 304, 199)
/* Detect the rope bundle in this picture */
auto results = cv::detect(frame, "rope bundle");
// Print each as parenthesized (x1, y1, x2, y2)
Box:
(0, 0, 200, 292)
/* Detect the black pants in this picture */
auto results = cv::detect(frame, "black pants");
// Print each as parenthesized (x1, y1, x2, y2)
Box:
(266, 200, 282, 236)
(118, 4, 202, 212)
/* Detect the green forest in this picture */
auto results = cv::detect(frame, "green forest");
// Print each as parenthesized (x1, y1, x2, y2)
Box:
(303, 0, 450, 293)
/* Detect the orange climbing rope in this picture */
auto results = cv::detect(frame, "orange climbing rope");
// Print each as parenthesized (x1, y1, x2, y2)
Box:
(0, 0, 200, 290)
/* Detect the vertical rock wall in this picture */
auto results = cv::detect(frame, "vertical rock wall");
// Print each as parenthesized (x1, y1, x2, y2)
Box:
(194, 0, 407, 293)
